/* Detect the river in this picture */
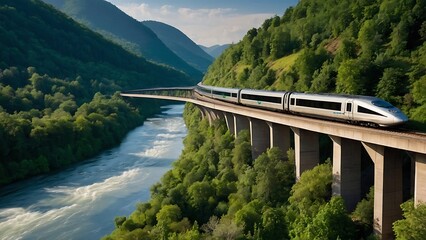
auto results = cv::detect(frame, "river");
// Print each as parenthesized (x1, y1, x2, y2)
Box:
(0, 105, 187, 240)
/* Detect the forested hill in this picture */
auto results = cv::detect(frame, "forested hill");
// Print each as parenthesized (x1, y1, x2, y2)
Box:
(0, 0, 195, 186)
(0, 0, 196, 88)
(42, 0, 204, 81)
(203, 0, 426, 129)
(143, 20, 214, 73)
(104, 1, 426, 239)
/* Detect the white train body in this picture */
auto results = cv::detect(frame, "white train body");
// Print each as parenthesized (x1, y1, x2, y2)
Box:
(195, 83, 408, 127)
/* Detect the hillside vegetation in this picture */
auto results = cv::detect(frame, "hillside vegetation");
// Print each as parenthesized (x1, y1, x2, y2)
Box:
(0, 0, 195, 185)
(105, 0, 426, 239)
(104, 104, 361, 239)
(203, 0, 426, 129)
(42, 0, 204, 80)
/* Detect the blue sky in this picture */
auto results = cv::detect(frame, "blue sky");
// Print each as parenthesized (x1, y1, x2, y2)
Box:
(106, 0, 298, 46)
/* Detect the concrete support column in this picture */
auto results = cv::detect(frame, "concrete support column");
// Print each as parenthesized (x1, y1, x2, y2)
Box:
(197, 106, 213, 125)
(223, 112, 235, 135)
(362, 143, 403, 240)
(291, 127, 319, 180)
(414, 153, 426, 206)
(207, 109, 218, 121)
(211, 109, 224, 121)
(249, 118, 270, 159)
(233, 114, 250, 138)
(197, 106, 206, 119)
(329, 136, 362, 211)
(267, 123, 291, 158)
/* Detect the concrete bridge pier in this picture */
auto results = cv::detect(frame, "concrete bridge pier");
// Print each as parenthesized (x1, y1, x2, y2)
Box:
(414, 153, 426, 206)
(329, 136, 362, 211)
(197, 106, 214, 125)
(233, 114, 250, 138)
(249, 118, 270, 159)
(268, 123, 291, 159)
(198, 107, 206, 119)
(362, 143, 403, 240)
(211, 109, 224, 121)
(223, 112, 235, 135)
(291, 127, 320, 180)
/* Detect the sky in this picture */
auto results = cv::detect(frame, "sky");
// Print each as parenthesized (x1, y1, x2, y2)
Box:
(105, 0, 298, 46)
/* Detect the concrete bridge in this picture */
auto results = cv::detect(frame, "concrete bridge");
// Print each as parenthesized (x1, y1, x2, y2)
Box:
(121, 87, 426, 239)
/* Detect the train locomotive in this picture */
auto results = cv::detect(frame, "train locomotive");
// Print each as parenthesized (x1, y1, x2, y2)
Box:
(194, 83, 408, 128)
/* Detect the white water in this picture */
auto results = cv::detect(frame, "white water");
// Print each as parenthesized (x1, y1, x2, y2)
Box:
(0, 105, 187, 240)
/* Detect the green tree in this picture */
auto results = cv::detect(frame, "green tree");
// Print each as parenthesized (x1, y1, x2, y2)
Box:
(376, 68, 406, 104)
(336, 59, 370, 95)
(351, 187, 374, 238)
(304, 196, 355, 239)
(235, 199, 263, 234)
(394, 200, 426, 240)
(252, 148, 295, 205)
(310, 60, 336, 93)
(257, 207, 288, 240)
(187, 181, 215, 222)
(286, 162, 333, 239)
(412, 76, 426, 105)
(358, 19, 382, 58)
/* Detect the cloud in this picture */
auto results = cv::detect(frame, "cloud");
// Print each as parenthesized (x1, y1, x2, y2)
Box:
(111, 3, 275, 46)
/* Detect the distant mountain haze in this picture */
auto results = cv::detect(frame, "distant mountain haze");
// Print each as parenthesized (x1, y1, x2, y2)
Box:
(42, 0, 204, 81)
(200, 44, 231, 58)
(143, 21, 214, 73)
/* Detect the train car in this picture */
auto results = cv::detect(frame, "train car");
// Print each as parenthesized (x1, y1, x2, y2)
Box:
(288, 93, 349, 121)
(194, 83, 212, 97)
(350, 97, 408, 127)
(239, 89, 288, 111)
(196, 83, 240, 103)
(288, 93, 408, 127)
(195, 83, 408, 127)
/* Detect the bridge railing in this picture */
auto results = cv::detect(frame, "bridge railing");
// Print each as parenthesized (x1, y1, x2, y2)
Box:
(121, 86, 195, 98)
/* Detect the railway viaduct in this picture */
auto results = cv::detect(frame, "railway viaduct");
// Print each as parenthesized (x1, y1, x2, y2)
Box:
(121, 87, 426, 239)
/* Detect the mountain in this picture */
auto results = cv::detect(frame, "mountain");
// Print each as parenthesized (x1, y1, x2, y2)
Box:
(0, 0, 195, 89)
(143, 21, 214, 73)
(200, 44, 231, 58)
(42, 0, 203, 81)
(0, 0, 197, 185)
(203, 0, 426, 129)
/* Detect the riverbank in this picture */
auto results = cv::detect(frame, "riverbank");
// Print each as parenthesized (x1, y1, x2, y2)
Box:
(0, 105, 186, 240)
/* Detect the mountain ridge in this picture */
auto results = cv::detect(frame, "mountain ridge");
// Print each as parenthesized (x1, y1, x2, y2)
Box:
(143, 20, 214, 73)
(200, 44, 231, 58)
(42, 0, 204, 81)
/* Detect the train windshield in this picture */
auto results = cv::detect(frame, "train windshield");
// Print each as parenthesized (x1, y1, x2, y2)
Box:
(371, 100, 393, 108)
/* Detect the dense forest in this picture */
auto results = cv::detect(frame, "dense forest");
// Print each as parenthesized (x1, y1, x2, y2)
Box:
(203, 0, 426, 130)
(104, 104, 426, 239)
(0, 0, 196, 185)
(105, 0, 426, 239)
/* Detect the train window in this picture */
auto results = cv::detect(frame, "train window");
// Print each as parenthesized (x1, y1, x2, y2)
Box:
(357, 106, 385, 116)
(346, 103, 352, 112)
(296, 99, 341, 111)
(212, 90, 231, 97)
(198, 87, 210, 94)
(371, 100, 393, 108)
(241, 94, 282, 103)
(232, 93, 237, 98)
(290, 98, 295, 105)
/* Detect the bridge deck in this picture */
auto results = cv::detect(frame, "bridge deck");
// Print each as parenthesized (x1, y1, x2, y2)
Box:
(120, 92, 426, 155)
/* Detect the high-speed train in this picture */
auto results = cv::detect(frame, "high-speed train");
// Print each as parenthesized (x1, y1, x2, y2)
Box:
(194, 83, 408, 127)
